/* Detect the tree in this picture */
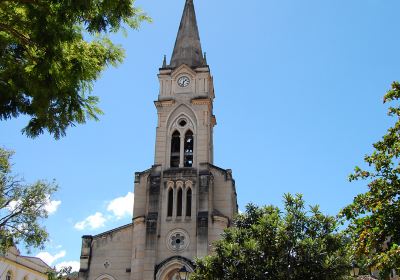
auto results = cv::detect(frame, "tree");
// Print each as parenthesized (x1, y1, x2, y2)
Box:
(0, 147, 57, 252)
(191, 194, 351, 280)
(0, 0, 150, 139)
(341, 82, 400, 278)
(46, 266, 76, 280)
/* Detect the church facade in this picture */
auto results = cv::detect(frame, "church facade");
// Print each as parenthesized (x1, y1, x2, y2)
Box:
(78, 1, 237, 279)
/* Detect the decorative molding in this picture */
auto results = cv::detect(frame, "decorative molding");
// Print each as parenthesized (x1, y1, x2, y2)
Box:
(133, 217, 145, 226)
(154, 100, 175, 108)
(167, 181, 174, 189)
(94, 274, 117, 280)
(185, 180, 193, 188)
(166, 229, 190, 252)
(191, 98, 211, 106)
(171, 64, 197, 78)
(170, 114, 194, 135)
(176, 181, 184, 189)
(154, 256, 195, 280)
(103, 260, 110, 269)
(192, 98, 212, 113)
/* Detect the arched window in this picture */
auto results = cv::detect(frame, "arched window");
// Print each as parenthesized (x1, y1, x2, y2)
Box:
(177, 188, 183, 217)
(167, 188, 173, 217)
(171, 131, 180, 168)
(186, 188, 192, 217)
(6, 271, 12, 280)
(184, 130, 194, 167)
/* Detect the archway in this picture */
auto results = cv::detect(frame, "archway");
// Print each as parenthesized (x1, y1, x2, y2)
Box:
(94, 274, 117, 280)
(165, 269, 180, 280)
(155, 256, 194, 280)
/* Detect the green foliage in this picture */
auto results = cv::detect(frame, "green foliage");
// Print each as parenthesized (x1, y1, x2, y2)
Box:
(0, 0, 150, 139)
(341, 82, 400, 278)
(0, 147, 57, 253)
(46, 266, 75, 280)
(191, 194, 351, 280)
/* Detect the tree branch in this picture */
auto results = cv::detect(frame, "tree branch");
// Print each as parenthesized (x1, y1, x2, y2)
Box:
(0, 23, 32, 46)
(0, 197, 16, 210)
(7, 223, 27, 236)
(0, 208, 24, 227)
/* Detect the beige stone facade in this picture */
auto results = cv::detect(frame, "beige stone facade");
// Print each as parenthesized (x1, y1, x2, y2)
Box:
(79, 1, 237, 280)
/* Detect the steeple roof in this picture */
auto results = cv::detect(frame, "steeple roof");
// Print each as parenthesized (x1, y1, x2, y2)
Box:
(169, 0, 205, 68)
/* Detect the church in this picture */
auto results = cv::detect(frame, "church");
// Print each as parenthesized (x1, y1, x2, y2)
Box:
(78, 1, 238, 279)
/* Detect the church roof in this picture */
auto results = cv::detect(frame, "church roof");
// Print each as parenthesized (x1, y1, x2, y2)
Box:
(169, 0, 205, 68)
(1, 246, 52, 273)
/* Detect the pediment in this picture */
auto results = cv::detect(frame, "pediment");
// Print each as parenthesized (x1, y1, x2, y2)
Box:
(171, 64, 197, 79)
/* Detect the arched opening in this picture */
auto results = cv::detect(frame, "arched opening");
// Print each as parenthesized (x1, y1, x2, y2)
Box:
(165, 269, 180, 280)
(177, 188, 183, 217)
(186, 188, 192, 217)
(167, 188, 173, 217)
(170, 131, 180, 168)
(155, 256, 195, 280)
(6, 271, 12, 280)
(94, 274, 117, 280)
(184, 130, 194, 167)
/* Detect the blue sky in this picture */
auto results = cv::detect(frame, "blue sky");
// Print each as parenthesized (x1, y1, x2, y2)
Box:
(2, 0, 400, 271)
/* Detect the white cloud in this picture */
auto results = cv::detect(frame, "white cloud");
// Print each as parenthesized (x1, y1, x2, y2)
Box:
(74, 212, 106, 230)
(73, 192, 134, 231)
(6, 196, 61, 215)
(106, 192, 134, 219)
(7, 200, 22, 211)
(36, 250, 66, 266)
(55, 261, 80, 272)
(45, 196, 61, 215)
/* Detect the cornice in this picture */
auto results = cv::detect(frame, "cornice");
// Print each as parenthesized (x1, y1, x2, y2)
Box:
(191, 98, 211, 106)
(191, 98, 213, 115)
(133, 216, 146, 226)
(154, 99, 176, 108)
(212, 215, 229, 225)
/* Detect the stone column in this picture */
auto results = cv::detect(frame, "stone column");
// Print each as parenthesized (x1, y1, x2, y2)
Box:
(131, 217, 146, 280)
(197, 173, 209, 258)
(179, 134, 184, 168)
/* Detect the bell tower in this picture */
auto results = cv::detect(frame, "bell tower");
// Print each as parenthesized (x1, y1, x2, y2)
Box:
(131, 1, 237, 279)
(78, 1, 237, 280)
(154, 0, 215, 169)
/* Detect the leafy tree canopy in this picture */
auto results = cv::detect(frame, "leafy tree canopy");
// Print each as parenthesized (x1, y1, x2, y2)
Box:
(0, 147, 57, 252)
(191, 194, 351, 280)
(342, 82, 400, 278)
(0, 0, 150, 139)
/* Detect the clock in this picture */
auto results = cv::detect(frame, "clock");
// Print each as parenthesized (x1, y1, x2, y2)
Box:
(177, 76, 190, 87)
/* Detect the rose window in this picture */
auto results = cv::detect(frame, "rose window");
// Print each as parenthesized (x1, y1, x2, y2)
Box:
(171, 233, 185, 250)
(167, 229, 190, 252)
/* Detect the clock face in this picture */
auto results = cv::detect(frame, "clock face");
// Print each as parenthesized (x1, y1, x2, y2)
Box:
(177, 76, 190, 88)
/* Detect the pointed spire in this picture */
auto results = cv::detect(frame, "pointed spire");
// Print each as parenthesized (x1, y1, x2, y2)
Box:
(162, 55, 167, 68)
(170, 0, 204, 68)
